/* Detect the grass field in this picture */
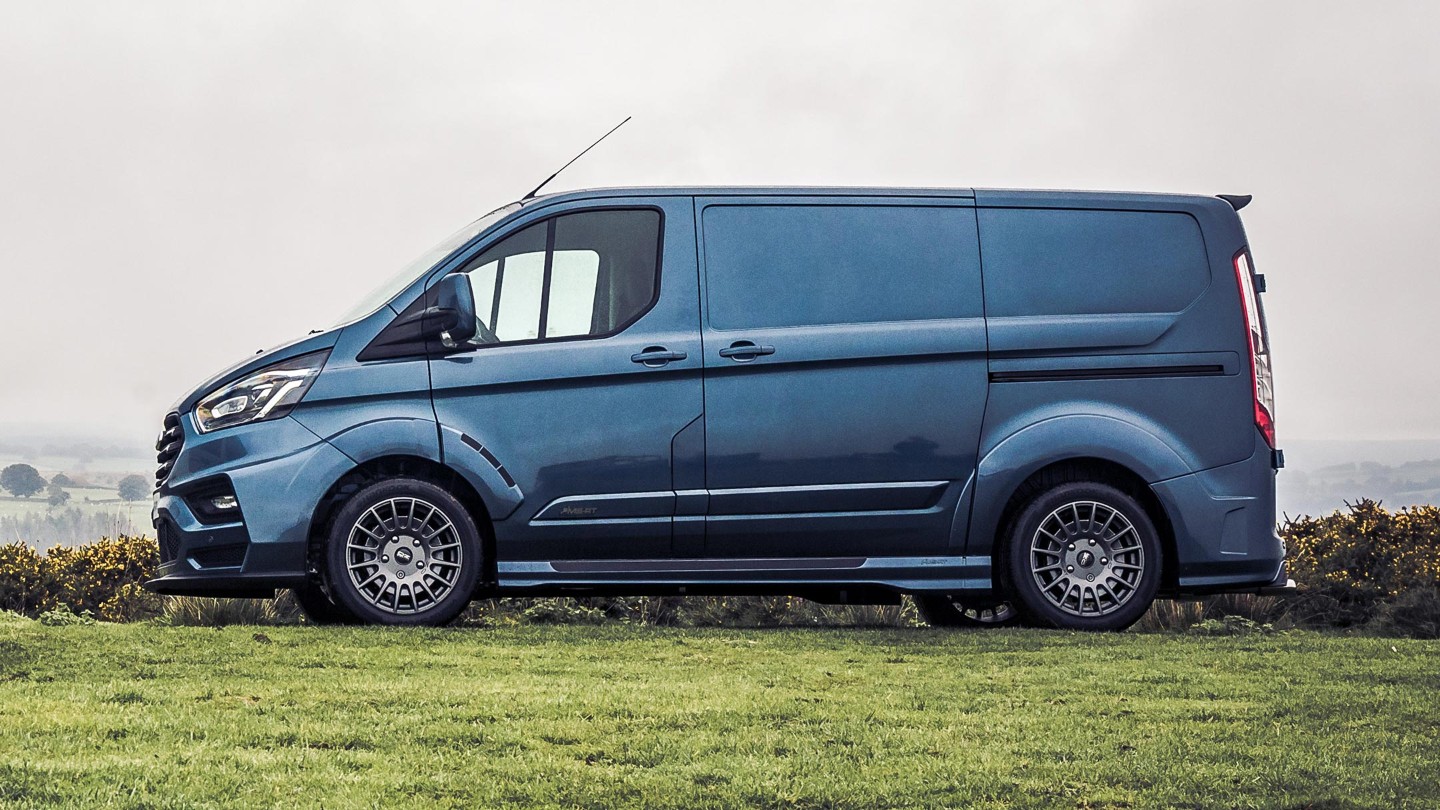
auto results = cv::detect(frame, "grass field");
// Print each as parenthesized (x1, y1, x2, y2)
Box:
(1, 618, 1436, 809)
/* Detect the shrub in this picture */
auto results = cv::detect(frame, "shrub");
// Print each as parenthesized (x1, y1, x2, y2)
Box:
(159, 594, 300, 627)
(0, 543, 49, 616)
(1364, 586, 1440, 639)
(37, 607, 96, 626)
(98, 582, 165, 623)
(0, 536, 157, 618)
(1282, 500, 1440, 631)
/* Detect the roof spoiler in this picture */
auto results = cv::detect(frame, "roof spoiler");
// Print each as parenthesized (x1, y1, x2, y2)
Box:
(1217, 194, 1252, 211)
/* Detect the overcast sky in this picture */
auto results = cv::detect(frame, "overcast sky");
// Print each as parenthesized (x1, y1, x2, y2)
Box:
(1, 1, 1436, 452)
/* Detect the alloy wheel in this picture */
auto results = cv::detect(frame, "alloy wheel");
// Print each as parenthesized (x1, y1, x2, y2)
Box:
(344, 497, 465, 615)
(1028, 500, 1145, 617)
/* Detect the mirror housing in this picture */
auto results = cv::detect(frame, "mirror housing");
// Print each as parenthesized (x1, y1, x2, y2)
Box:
(354, 275, 478, 362)
(433, 274, 477, 347)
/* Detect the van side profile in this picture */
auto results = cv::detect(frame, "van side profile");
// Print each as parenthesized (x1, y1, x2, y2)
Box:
(146, 187, 1290, 630)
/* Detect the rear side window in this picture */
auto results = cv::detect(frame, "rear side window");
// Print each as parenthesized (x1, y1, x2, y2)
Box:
(458, 209, 661, 344)
(702, 204, 982, 330)
(977, 209, 1208, 317)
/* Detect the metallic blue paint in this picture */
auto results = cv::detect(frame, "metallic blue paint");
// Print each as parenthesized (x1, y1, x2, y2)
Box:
(147, 185, 1282, 602)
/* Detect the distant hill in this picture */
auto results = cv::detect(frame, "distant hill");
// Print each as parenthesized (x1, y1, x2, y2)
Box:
(0, 423, 152, 476)
(1277, 439, 1440, 518)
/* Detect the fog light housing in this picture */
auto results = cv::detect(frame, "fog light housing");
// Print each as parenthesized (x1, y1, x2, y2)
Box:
(183, 477, 244, 525)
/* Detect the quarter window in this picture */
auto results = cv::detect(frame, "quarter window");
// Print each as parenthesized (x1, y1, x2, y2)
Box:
(457, 209, 661, 344)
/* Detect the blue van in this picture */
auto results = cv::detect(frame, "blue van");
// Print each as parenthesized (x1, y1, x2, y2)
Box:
(146, 187, 1290, 630)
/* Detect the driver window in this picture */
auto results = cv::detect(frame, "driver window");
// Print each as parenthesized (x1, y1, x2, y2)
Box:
(458, 209, 659, 345)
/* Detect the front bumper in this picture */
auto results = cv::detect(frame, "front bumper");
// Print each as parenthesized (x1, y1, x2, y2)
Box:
(145, 414, 354, 597)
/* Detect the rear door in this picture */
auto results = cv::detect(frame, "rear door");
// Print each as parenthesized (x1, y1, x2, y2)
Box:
(696, 195, 988, 558)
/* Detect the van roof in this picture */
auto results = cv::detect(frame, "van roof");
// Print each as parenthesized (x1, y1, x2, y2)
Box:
(525, 186, 1234, 211)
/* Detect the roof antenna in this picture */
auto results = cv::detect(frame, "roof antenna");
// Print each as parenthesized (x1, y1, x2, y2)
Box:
(522, 116, 632, 200)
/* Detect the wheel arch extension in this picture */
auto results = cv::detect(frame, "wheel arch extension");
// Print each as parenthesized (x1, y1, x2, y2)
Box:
(969, 413, 1189, 592)
(306, 455, 498, 588)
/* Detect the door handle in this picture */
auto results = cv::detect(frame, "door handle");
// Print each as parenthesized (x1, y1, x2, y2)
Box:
(718, 340, 776, 361)
(631, 347, 688, 367)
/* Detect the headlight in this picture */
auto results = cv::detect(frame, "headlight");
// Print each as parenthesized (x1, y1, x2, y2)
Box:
(194, 350, 330, 433)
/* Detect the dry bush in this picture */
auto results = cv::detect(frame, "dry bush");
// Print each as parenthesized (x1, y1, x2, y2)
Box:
(159, 592, 300, 627)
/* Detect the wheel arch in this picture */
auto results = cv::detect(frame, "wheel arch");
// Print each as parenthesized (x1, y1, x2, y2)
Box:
(306, 454, 498, 589)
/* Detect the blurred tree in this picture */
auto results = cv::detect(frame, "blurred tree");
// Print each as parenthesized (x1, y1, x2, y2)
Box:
(50, 472, 77, 488)
(46, 483, 71, 508)
(1, 463, 47, 498)
(117, 474, 150, 502)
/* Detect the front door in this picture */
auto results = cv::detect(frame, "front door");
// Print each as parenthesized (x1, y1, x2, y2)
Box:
(696, 196, 989, 558)
(429, 198, 702, 561)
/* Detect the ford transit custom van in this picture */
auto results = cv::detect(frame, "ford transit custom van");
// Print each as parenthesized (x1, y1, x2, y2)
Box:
(146, 187, 1290, 630)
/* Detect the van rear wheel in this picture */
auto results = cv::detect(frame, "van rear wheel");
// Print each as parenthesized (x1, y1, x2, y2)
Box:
(916, 595, 1022, 627)
(324, 478, 482, 627)
(1002, 481, 1160, 631)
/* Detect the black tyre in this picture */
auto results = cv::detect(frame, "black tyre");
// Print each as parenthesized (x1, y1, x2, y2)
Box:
(1002, 481, 1161, 631)
(324, 477, 482, 627)
(291, 581, 362, 626)
(916, 595, 1023, 628)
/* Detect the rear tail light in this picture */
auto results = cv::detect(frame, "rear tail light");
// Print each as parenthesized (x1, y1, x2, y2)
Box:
(1234, 250, 1275, 448)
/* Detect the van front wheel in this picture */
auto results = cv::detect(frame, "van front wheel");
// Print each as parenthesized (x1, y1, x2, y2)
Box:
(292, 581, 362, 626)
(1003, 482, 1160, 631)
(324, 478, 482, 627)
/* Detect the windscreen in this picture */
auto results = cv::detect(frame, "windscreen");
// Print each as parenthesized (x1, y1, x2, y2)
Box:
(332, 202, 521, 326)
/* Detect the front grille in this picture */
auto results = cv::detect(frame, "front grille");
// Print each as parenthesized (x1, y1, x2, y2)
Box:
(190, 544, 248, 569)
(155, 412, 184, 488)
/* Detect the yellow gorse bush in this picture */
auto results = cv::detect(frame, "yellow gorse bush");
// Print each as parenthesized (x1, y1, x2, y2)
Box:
(1282, 499, 1440, 628)
(0, 535, 159, 619)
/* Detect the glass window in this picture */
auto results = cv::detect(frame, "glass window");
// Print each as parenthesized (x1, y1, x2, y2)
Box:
(701, 204, 982, 330)
(456, 209, 660, 345)
(333, 202, 520, 327)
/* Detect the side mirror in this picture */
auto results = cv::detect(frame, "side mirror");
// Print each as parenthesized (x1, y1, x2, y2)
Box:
(433, 274, 477, 347)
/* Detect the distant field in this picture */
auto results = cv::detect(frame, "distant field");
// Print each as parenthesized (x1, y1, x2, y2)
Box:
(0, 489, 148, 527)
(0, 620, 1435, 808)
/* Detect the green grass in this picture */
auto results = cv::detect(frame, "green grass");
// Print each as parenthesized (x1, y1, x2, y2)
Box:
(1, 617, 1437, 808)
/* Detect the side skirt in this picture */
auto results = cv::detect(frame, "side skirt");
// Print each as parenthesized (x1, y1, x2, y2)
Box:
(494, 555, 993, 596)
